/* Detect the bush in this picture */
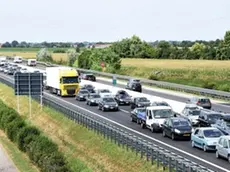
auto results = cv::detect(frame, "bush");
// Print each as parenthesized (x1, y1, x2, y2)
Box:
(53, 49, 66, 53)
(17, 126, 41, 152)
(202, 80, 216, 89)
(0, 99, 71, 172)
(6, 118, 25, 142)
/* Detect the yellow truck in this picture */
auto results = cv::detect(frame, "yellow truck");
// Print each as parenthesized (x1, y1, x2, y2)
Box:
(45, 67, 80, 96)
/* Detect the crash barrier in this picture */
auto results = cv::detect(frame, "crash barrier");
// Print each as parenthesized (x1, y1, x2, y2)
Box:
(0, 75, 215, 172)
(11, 57, 230, 101)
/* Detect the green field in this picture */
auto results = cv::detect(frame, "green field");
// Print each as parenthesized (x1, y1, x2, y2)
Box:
(120, 58, 230, 91)
(0, 83, 162, 172)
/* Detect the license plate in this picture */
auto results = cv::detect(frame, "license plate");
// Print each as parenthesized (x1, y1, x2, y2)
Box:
(110, 107, 114, 109)
(184, 134, 190, 136)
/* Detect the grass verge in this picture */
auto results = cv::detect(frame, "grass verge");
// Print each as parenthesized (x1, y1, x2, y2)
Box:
(0, 131, 38, 172)
(0, 83, 162, 172)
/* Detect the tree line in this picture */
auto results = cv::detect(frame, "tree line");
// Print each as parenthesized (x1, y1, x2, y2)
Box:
(0, 100, 70, 172)
(110, 31, 230, 60)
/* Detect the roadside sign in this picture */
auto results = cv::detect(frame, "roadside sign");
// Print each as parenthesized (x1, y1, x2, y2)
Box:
(101, 62, 105, 68)
(112, 75, 117, 86)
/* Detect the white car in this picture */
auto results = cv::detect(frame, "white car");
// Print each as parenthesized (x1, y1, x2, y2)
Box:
(96, 89, 112, 98)
(216, 135, 230, 163)
(181, 108, 201, 126)
(13, 56, 22, 63)
(20, 68, 28, 73)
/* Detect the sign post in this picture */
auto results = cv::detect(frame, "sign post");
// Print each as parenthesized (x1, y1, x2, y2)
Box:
(14, 72, 43, 118)
(112, 75, 117, 86)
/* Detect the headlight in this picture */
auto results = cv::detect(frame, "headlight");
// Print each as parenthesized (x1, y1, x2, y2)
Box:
(119, 99, 123, 101)
(104, 105, 109, 108)
(138, 104, 141, 106)
(174, 129, 181, 133)
(80, 95, 83, 98)
(91, 100, 95, 102)
(115, 104, 118, 107)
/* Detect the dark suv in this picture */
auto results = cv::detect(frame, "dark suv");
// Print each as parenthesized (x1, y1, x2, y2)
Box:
(126, 79, 142, 92)
(188, 97, 212, 109)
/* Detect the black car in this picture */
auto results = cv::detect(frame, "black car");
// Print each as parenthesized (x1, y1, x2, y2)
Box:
(151, 101, 171, 107)
(81, 84, 95, 93)
(130, 108, 146, 123)
(75, 89, 90, 101)
(81, 73, 96, 81)
(98, 96, 119, 111)
(130, 97, 150, 109)
(162, 117, 192, 140)
(114, 90, 132, 105)
(197, 109, 223, 127)
(86, 93, 101, 106)
(126, 79, 142, 92)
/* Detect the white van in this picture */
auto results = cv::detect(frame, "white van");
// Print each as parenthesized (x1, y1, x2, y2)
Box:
(27, 59, 37, 66)
(13, 56, 22, 63)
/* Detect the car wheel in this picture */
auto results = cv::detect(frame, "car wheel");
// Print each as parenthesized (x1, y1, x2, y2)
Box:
(171, 133, 175, 140)
(228, 155, 230, 163)
(131, 117, 134, 122)
(191, 141, 196, 148)
(89, 102, 92, 106)
(141, 123, 145, 129)
(98, 106, 101, 110)
(102, 107, 105, 112)
(162, 130, 166, 137)
(151, 126, 155, 133)
(86, 101, 88, 105)
(216, 151, 219, 158)
(203, 144, 207, 152)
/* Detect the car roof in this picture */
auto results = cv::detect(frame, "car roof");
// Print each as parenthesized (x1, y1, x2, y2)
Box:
(196, 127, 220, 131)
(147, 106, 172, 110)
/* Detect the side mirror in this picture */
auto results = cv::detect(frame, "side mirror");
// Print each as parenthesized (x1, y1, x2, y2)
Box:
(198, 136, 204, 139)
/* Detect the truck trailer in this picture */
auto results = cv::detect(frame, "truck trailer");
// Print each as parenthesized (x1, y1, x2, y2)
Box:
(45, 67, 80, 96)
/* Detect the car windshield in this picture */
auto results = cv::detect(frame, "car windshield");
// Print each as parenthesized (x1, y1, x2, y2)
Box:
(173, 119, 190, 127)
(80, 91, 88, 94)
(136, 109, 146, 113)
(138, 97, 148, 102)
(85, 85, 93, 88)
(200, 99, 210, 103)
(103, 98, 115, 102)
(100, 90, 110, 93)
(189, 110, 200, 116)
(153, 109, 172, 118)
(208, 114, 221, 120)
(157, 102, 169, 106)
(62, 76, 79, 84)
(91, 94, 100, 98)
(203, 129, 223, 138)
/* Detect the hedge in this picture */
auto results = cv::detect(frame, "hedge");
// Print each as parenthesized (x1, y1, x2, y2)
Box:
(0, 99, 70, 172)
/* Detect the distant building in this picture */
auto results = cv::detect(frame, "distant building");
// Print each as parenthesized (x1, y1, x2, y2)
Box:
(88, 43, 112, 49)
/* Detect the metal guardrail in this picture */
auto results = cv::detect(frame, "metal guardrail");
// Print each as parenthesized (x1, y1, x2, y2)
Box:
(15, 58, 230, 101)
(0, 75, 216, 172)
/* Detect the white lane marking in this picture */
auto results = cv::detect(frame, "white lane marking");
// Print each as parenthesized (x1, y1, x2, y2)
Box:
(43, 92, 229, 172)
(2, 69, 229, 171)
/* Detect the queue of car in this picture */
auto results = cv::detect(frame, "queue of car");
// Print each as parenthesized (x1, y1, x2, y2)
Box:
(1, 61, 229, 163)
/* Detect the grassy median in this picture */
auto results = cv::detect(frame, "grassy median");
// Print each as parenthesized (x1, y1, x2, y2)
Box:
(0, 83, 162, 172)
(0, 131, 38, 172)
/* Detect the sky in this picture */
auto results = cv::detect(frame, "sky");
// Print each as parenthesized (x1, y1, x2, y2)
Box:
(0, 0, 229, 43)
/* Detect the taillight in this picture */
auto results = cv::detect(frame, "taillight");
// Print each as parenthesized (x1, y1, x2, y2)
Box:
(197, 101, 200, 105)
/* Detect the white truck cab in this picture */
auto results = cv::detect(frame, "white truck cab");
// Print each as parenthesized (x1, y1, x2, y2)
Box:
(138, 106, 175, 132)
(13, 56, 22, 63)
(27, 59, 37, 66)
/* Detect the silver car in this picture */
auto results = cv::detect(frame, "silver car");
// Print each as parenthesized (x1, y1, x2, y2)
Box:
(216, 135, 230, 163)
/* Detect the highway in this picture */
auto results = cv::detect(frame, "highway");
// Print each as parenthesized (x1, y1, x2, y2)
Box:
(0, 70, 230, 172)
(33, 63, 230, 113)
